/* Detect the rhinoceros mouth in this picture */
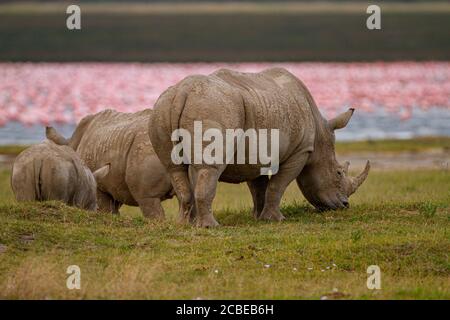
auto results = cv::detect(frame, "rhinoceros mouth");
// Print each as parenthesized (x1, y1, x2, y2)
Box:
(308, 192, 349, 211)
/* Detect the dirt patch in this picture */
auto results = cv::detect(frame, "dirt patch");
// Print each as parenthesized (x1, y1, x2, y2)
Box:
(338, 150, 450, 171)
(1, 150, 449, 171)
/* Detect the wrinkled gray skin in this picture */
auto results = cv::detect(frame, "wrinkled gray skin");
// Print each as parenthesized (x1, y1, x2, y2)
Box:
(46, 109, 174, 218)
(11, 140, 109, 210)
(149, 67, 370, 227)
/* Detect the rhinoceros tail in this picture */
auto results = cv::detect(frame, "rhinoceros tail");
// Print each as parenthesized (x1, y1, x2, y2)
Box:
(33, 158, 43, 201)
(170, 89, 189, 143)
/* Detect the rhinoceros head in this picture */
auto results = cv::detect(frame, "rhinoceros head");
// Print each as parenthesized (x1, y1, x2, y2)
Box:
(298, 108, 370, 210)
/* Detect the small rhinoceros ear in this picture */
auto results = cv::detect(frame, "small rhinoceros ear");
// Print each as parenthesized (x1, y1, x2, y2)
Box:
(93, 164, 110, 181)
(328, 108, 355, 130)
(46, 126, 69, 145)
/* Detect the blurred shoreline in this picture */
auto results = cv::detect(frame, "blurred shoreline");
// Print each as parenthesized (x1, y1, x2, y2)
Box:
(2, 105, 450, 145)
(2, 136, 449, 171)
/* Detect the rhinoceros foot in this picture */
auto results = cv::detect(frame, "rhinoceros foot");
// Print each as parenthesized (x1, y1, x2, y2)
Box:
(196, 215, 220, 228)
(259, 208, 285, 222)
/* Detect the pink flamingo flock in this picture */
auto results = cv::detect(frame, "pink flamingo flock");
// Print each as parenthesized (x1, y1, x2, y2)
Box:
(0, 62, 449, 126)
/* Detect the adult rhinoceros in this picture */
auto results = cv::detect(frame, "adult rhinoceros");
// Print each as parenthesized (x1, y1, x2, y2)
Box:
(11, 139, 109, 210)
(46, 109, 174, 218)
(149, 67, 370, 227)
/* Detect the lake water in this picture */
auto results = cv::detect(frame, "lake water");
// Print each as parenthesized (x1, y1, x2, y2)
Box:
(1, 106, 450, 145)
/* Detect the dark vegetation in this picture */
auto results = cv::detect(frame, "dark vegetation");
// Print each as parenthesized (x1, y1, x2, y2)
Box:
(0, 2, 449, 62)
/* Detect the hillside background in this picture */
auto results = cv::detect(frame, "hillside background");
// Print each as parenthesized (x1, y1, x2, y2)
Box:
(0, 1, 449, 62)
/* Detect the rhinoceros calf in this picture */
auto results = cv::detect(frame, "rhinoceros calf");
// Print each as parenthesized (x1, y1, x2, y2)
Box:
(11, 140, 109, 210)
(46, 109, 173, 218)
(149, 67, 370, 227)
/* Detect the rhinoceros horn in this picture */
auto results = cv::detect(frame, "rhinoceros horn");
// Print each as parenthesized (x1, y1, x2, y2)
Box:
(348, 160, 370, 196)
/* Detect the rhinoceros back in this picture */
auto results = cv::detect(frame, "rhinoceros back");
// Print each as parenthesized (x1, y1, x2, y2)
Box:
(76, 109, 152, 204)
(212, 68, 315, 145)
(11, 140, 96, 209)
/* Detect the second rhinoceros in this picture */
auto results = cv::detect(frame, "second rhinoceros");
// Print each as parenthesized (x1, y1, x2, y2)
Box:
(149, 67, 370, 227)
(46, 109, 174, 218)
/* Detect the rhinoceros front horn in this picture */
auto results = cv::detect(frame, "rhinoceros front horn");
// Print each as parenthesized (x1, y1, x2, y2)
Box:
(348, 160, 370, 196)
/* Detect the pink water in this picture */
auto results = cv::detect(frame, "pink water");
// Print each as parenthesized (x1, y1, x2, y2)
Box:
(0, 62, 449, 126)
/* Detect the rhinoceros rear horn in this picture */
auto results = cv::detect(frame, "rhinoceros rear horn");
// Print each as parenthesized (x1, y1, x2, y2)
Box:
(348, 160, 370, 195)
(328, 108, 355, 130)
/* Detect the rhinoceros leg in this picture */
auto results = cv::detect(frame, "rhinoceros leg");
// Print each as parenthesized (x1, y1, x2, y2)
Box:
(170, 169, 194, 224)
(192, 166, 223, 228)
(184, 166, 199, 224)
(125, 154, 171, 219)
(259, 152, 309, 221)
(247, 176, 269, 218)
(137, 197, 164, 219)
(97, 190, 121, 214)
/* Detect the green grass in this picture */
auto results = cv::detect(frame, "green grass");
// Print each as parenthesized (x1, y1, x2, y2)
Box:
(0, 2, 449, 61)
(0, 165, 449, 299)
(0, 145, 28, 156)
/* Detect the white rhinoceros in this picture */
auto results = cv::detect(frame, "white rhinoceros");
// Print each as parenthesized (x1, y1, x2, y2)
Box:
(46, 109, 174, 218)
(11, 139, 109, 210)
(149, 67, 370, 227)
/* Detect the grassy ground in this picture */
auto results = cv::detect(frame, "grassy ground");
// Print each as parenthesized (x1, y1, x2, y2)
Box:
(0, 145, 28, 156)
(0, 2, 449, 61)
(0, 140, 449, 299)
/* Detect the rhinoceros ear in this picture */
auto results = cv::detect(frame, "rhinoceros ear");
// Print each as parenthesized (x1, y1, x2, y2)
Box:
(46, 126, 69, 145)
(93, 164, 110, 181)
(328, 108, 355, 130)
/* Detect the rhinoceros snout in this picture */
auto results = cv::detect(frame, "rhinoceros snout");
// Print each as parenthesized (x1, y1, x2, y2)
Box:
(338, 194, 349, 208)
(316, 193, 349, 211)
